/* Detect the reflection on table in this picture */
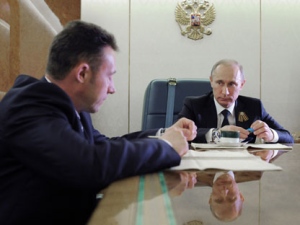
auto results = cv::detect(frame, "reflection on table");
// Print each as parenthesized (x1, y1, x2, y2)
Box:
(88, 145, 299, 225)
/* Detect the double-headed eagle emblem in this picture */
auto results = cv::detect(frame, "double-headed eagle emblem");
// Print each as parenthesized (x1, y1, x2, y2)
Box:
(175, 0, 216, 40)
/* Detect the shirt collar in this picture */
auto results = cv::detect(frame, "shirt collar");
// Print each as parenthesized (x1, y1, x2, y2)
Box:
(44, 76, 52, 83)
(44, 76, 80, 117)
(213, 97, 235, 115)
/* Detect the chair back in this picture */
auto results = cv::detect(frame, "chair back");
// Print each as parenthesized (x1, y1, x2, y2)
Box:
(141, 78, 211, 130)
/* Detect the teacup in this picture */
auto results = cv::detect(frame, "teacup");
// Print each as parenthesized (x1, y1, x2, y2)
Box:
(219, 130, 240, 143)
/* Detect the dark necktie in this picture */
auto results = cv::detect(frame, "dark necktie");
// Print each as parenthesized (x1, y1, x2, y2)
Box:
(221, 109, 230, 127)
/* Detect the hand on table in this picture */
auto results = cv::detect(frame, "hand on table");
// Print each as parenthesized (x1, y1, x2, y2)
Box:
(160, 127, 188, 157)
(168, 118, 197, 141)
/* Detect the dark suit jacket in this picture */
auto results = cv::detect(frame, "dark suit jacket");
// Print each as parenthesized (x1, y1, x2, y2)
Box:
(178, 92, 293, 143)
(0, 75, 181, 225)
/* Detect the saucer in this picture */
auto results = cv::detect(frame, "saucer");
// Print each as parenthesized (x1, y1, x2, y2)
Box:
(216, 142, 247, 147)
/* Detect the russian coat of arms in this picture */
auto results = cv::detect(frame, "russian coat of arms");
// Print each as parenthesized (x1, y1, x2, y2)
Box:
(175, 0, 216, 40)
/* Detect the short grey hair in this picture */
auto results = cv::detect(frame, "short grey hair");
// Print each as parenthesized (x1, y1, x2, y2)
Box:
(210, 59, 244, 80)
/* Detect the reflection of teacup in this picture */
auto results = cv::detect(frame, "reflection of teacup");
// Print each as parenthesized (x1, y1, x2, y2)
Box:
(219, 131, 240, 143)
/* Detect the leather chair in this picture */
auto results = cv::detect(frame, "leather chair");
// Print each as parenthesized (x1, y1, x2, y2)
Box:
(141, 78, 211, 130)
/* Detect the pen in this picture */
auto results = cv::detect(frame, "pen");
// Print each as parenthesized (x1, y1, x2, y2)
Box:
(247, 128, 254, 133)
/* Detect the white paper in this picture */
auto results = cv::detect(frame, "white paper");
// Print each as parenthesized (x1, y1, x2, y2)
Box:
(191, 143, 292, 150)
(170, 150, 282, 171)
(245, 143, 292, 149)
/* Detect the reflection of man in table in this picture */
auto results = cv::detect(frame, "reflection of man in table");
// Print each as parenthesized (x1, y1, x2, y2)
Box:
(197, 171, 261, 221)
(249, 149, 287, 163)
(164, 170, 262, 222)
(209, 171, 244, 222)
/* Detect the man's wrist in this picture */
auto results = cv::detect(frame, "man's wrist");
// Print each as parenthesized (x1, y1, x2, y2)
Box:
(269, 129, 279, 142)
(156, 128, 167, 136)
(155, 128, 172, 147)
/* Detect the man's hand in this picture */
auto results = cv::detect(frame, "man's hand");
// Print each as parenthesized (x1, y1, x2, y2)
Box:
(167, 118, 197, 141)
(160, 127, 188, 157)
(221, 120, 274, 142)
(250, 150, 275, 162)
(250, 120, 274, 142)
(167, 171, 197, 197)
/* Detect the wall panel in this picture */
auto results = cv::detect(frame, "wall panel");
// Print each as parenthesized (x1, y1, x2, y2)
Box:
(261, 0, 300, 135)
(82, 0, 130, 137)
(81, 0, 299, 137)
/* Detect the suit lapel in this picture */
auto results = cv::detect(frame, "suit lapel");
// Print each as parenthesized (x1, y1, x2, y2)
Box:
(79, 112, 93, 143)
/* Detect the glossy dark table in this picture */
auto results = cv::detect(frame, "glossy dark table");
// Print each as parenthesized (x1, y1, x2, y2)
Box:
(88, 144, 299, 225)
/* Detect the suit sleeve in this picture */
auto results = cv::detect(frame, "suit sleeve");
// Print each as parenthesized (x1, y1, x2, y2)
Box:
(1, 90, 180, 191)
(260, 102, 294, 143)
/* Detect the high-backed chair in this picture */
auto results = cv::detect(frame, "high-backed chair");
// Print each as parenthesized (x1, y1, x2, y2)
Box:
(141, 78, 212, 130)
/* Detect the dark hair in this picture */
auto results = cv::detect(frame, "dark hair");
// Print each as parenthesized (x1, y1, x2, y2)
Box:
(46, 20, 118, 80)
(210, 59, 244, 80)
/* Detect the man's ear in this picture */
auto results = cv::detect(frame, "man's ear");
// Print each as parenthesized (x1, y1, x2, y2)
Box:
(240, 193, 245, 202)
(76, 63, 90, 83)
(240, 79, 246, 89)
(209, 76, 214, 88)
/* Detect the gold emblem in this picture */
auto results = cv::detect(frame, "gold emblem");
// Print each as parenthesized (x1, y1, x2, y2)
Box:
(185, 220, 204, 225)
(175, 0, 216, 40)
(238, 112, 249, 122)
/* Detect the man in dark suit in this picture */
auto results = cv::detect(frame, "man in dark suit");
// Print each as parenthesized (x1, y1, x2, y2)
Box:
(0, 21, 196, 225)
(178, 59, 293, 143)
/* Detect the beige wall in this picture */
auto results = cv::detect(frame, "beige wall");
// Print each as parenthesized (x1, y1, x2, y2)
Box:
(86, 1, 298, 137)
(0, 0, 298, 137)
(0, 0, 80, 91)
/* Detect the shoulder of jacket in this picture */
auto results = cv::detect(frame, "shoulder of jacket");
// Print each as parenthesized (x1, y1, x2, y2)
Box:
(238, 95, 261, 103)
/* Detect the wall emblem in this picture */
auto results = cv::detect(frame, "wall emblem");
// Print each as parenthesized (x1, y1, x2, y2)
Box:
(175, 0, 216, 40)
(184, 220, 204, 225)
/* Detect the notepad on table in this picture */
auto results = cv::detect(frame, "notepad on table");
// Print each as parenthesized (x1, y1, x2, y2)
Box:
(169, 149, 282, 171)
(191, 143, 293, 150)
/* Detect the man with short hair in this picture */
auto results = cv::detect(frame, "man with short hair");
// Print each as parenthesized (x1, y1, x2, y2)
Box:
(178, 59, 293, 143)
(0, 20, 196, 225)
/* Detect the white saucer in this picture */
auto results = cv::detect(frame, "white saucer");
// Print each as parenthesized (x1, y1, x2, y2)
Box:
(216, 142, 246, 147)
